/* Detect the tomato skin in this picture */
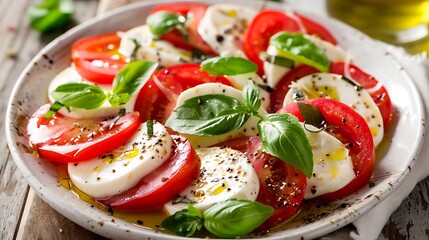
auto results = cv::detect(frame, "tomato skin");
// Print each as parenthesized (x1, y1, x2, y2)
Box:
(218, 136, 306, 230)
(134, 63, 232, 123)
(72, 32, 127, 85)
(296, 14, 337, 45)
(27, 104, 140, 163)
(280, 98, 375, 202)
(96, 135, 200, 210)
(330, 62, 392, 129)
(243, 10, 301, 75)
(150, 3, 215, 55)
(270, 65, 320, 113)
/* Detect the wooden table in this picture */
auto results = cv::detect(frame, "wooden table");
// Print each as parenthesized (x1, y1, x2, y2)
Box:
(1, 0, 428, 239)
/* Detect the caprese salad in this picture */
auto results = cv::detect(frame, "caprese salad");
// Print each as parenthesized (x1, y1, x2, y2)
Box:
(27, 2, 393, 238)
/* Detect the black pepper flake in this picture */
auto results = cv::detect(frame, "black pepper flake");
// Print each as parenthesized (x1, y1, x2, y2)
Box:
(216, 35, 224, 43)
(368, 179, 375, 187)
(136, 220, 144, 225)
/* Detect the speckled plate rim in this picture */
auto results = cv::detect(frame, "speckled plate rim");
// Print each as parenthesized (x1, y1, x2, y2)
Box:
(5, 0, 425, 239)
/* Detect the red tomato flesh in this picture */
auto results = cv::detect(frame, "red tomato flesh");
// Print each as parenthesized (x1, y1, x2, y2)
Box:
(27, 104, 140, 163)
(150, 3, 215, 55)
(96, 135, 200, 210)
(135, 63, 232, 123)
(218, 136, 306, 230)
(72, 32, 127, 85)
(330, 62, 393, 129)
(280, 98, 375, 202)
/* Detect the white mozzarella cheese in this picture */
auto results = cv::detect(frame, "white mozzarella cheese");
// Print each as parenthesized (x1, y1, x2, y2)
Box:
(172, 82, 268, 148)
(164, 147, 259, 214)
(225, 72, 270, 110)
(263, 45, 292, 89)
(68, 121, 173, 198)
(304, 124, 356, 199)
(119, 25, 192, 67)
(48, 67, 137, 119)
(198, 4, 257, 55)
(283, 73, 384, 146)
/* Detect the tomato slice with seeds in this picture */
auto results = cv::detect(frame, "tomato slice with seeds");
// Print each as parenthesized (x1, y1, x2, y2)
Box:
(72, 32, 127, 84)
(134, 63, 232, 123)
(27, 104, 140, 163)
(218, 136, 306, 230)
(280, 98, 375, 202)
(96, 135, 200, 210)
(150, 3, 215, 55)
(330, 62, 393, 129)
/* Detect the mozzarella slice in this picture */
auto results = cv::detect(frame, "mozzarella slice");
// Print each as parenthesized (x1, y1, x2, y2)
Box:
(225, 72, 270, 110)
(48, 67, 137, 119)
(68, 121, 173, 198)
(172, 82, 268, 148)
(303, 124, 356, 199)
(263, 45, 292, 89)
(119, 25, 192, 67)
(283, 73, 384, 146)
(164, 147, 259, 214)
(198, 4, 257, 55)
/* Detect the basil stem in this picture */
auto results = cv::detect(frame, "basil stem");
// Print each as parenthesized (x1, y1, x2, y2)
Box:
(28, 0, 74, 33)
(269, 32, 330, 72)
(200, 56, 258, 76)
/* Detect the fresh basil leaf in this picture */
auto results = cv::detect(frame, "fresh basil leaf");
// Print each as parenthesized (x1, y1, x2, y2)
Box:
(166, 94, 250, 136)
(200, 56, 258, 76)
(258, 114, 313, 178)
(107, 93, 131, 107)
(297, 102, 327, 129)
(147, 11, 187, 36)
(112, 61, 158, 103)
(259, 52, 295, 68)
(28, 0, 74, 33)
(161, 205, 203, 237)
(50, 82, 107, 110)
(242, 80, 261, 113)
(203, 199, 274, 238)
(44, 101, 65, 118)
(270, 32, 330, 72)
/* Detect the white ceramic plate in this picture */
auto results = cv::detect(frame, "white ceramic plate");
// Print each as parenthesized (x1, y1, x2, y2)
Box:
(5, 0, 425, 239)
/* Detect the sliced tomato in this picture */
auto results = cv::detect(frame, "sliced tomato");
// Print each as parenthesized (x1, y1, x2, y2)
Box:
(150, 3, 215, 54)
(218, 136, 306, 230)
(72, 32, 127, 85)
(135, 63, 232, 123)
(96, 135, 200, 210)
(280, 98, 375, 202)
(27, 104, 140, 163)
(330, 62, 393, 129)
(243, 10, 301, 75)
(270, 65, 320, 113)
(296, 14, 337, 45)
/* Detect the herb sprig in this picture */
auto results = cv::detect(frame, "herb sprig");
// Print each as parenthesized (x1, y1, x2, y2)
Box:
(161, 199, 274, 238)
(166, 80, 313, 177)
(45, 61, 158, 118)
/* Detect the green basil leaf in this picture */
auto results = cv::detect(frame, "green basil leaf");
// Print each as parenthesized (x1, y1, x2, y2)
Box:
(297, 102, 327, 129)
(44, 101, 65, 118)
(166, 94, 250, 136)
(242, 80, 261, 113)
(112, 61, 158, 103)
(147, 11, 187, 36)
(259, 52, 295, 68)
(50, 82, 107, 110)
(28, 0, 74, 33)
(203, 199, 274, 238)
(107, 93, 131, 107)
(270, 32, 330, 72)
(146, 120, 154, 136)
(200, 56, 258, 76)
(161, 205, 203, 237)
(258, 114, 313, 177)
